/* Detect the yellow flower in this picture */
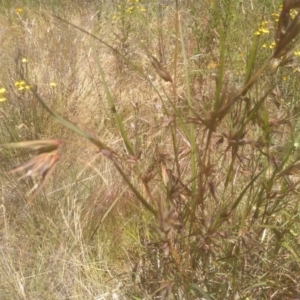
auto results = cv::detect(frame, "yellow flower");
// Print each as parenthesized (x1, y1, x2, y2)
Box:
(255, 21, 270, 36)
(0, 88, 6, 102)
(15, 8, 23, 14)
(294, 50, 300, 56)
(22, 58, 28, 63)
(15, 80, 26, 87)
(50, 82, 57, 87)
(260, 28, 269, 34)
(207, 62, 218, 69)
(291, 9, 297, 19)
(14, 80, 29, 91)
(140, 7, 146, 12)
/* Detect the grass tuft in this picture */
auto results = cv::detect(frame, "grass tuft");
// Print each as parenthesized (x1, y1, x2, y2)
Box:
(1, 0, 300, 299)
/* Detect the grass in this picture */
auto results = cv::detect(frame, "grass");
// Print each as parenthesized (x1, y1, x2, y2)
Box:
(1, 0, 300, 299)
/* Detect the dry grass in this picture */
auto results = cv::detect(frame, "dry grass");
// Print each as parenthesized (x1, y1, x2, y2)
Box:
(1, 0, 300, 299)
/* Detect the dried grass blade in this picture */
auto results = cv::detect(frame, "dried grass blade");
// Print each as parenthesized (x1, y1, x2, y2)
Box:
(1, 140, 61, 152)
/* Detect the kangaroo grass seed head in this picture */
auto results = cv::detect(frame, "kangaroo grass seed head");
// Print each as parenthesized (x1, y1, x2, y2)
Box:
(283, 0, 300, 10)
(273, 0, 300, 59)
(1, 140, 62, 204)
(150, 55, 173, 83)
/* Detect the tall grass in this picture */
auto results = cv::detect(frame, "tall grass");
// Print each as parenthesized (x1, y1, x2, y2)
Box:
(1, 0, 300, 299)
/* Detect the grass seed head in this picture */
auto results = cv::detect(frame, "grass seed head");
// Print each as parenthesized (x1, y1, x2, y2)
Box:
(274, 0, 300, 58)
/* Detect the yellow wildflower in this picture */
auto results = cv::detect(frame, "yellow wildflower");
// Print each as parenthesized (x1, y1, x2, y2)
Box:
(14, 80, 29, 91)
(260, 28, 269, 34)
(294, 50, 300, 56)
(15, 80, 26, 87)
(0, 88, 6, 102)
(15, 8, 23, 14)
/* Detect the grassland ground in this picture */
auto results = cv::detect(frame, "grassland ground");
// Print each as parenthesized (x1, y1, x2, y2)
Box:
(1, 0, 300, 299)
